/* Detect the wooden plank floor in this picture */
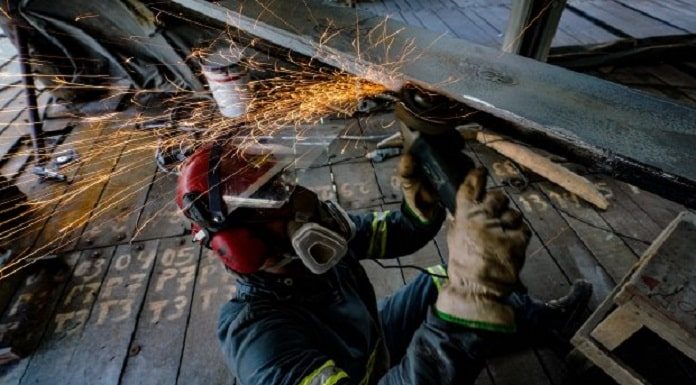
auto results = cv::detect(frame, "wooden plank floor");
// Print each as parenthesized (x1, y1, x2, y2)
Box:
(357, 0, 693, 50)
(0, 43, 695, 385)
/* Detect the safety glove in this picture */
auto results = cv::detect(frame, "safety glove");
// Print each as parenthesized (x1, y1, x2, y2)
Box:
(399, 153, 439, 224)
(435, 168, 531, 332)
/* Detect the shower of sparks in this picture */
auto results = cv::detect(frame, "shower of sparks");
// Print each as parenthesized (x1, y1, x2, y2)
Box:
(0, 6, 412, 280)
(0, 0, 550, 281)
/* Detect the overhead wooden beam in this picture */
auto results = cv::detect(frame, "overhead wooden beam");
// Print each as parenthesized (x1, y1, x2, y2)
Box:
(167, 0, 696, 207)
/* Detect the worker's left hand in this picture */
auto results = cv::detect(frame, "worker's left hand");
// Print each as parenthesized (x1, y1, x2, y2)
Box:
(399, 153, 439, 223)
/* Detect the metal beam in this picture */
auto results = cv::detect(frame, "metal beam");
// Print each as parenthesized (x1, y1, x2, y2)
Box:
(169, 0, 696, 207)
(502, 0, 567, 61)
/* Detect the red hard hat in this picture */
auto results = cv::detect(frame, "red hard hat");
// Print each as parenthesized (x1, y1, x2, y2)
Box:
(176, 143, 294, 273)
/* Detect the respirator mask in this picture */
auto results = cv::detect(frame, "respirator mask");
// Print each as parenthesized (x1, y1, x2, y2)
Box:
(283, 186, 355, 274)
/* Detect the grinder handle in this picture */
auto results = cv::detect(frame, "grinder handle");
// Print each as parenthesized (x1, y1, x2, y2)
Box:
(408, 129, 475, 213)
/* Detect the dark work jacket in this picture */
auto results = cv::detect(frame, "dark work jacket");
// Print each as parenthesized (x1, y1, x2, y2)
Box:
(217, 204, 488, 385)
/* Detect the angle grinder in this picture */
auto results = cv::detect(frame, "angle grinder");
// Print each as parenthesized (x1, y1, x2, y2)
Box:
(395, 83, 478, 213)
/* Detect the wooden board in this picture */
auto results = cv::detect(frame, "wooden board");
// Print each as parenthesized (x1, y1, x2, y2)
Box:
(177, 250, 236, 385)
(614, 182, 684, 230)
(412, 9, 453, 36)
(329, 121, 383, 210)
(1, 139, 31, 181)
(19, 246, 115, 385)
(34, 128, 129, 252)
(555, 5, 618, 45)
(643, 65, 696, 105)
(0, 252, 80, 385)
(297, 147, 336, 202)
(64, 240, 159, 385)
(119, 237, 201, 385)
(613, 0, 695, 33)
(434, 7, 500, 47)
(133, 172, 189, 241)
(600, 68, 675, 100)
(588, 176, 662, 256)
(536, 181, 638, 283)
(487, 350, 553, 385)
(4, 119, 94, 265)
(568, 0, 683, 38)
(617, 211, 695, 334)
(78, 133, 159, 248)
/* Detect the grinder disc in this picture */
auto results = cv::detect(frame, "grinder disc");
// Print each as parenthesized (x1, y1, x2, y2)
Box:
(395, 83, 477, 134)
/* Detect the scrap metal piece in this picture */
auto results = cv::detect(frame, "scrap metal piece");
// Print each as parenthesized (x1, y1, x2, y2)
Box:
(170, 0, 696, 207)
(32, 166, 66, 182)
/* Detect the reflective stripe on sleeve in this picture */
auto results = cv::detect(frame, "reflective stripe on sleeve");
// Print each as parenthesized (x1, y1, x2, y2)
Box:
(298, 360, 349, 385)
(426, 265, 448, 292)
(358, 345, 378, 385)
(367, 211, 390, 259)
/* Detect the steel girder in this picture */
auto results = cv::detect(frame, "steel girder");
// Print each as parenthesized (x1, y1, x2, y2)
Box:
(170, 0, 696, 207)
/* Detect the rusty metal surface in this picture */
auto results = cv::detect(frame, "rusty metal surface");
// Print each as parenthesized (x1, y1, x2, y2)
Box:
(170, 0, 696, 206)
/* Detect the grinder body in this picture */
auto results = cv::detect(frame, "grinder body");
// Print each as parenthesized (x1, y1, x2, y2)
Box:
(395, 84, 476, 213)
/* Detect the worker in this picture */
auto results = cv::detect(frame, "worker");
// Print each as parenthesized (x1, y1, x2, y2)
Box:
(176, 143, 592, 385)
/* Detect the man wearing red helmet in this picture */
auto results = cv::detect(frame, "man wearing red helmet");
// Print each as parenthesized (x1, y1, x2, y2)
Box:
(176, 143, 591, 385)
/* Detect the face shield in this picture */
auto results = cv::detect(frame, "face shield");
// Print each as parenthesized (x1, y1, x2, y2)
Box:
(219, 124, 341, 213)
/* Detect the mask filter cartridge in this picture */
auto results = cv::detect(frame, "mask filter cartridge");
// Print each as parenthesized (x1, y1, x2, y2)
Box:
(290, 222, 348, 274)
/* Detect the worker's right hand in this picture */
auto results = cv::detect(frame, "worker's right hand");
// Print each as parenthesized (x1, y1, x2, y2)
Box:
(434, 168, 531, 332)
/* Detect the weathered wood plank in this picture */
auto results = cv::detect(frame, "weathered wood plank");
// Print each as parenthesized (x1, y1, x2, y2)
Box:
(588, 176, 662, 256)
(359, 258, 405, 299)
(0, 252, 80, 385)
(614, 0, 695, 33)
(601, 67, 682, 101)
(133, 172, 189, 241)
(64, 240, 159, 385)
(370, 154, 401, 205)
(19, 247, 115, 385)
(436, 7, 500, 47)
(397, 10, 426, 28)
(474, 368, 495, 385)
(297, 149, 336, 202)
(120, 237, 201, 385)
(569, 0, 683, 38)
(4, 120, 95, 260)
(0, 95, 27, 161)
(177, 250, 236, 385)
(487, 350, 553, 385)
(615, 181, 684, 230)
(590, 302, 642, 351)
(330, 121, 383, 210)
(412, 9, 453, 36)
(34, 128, 129, 252)
(78, 133, 159, 248)
(536, 181, 637, 283)
(642, 65, 696, 105)
(555, 5, 618, 45)
(617, 211, 696, 334)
